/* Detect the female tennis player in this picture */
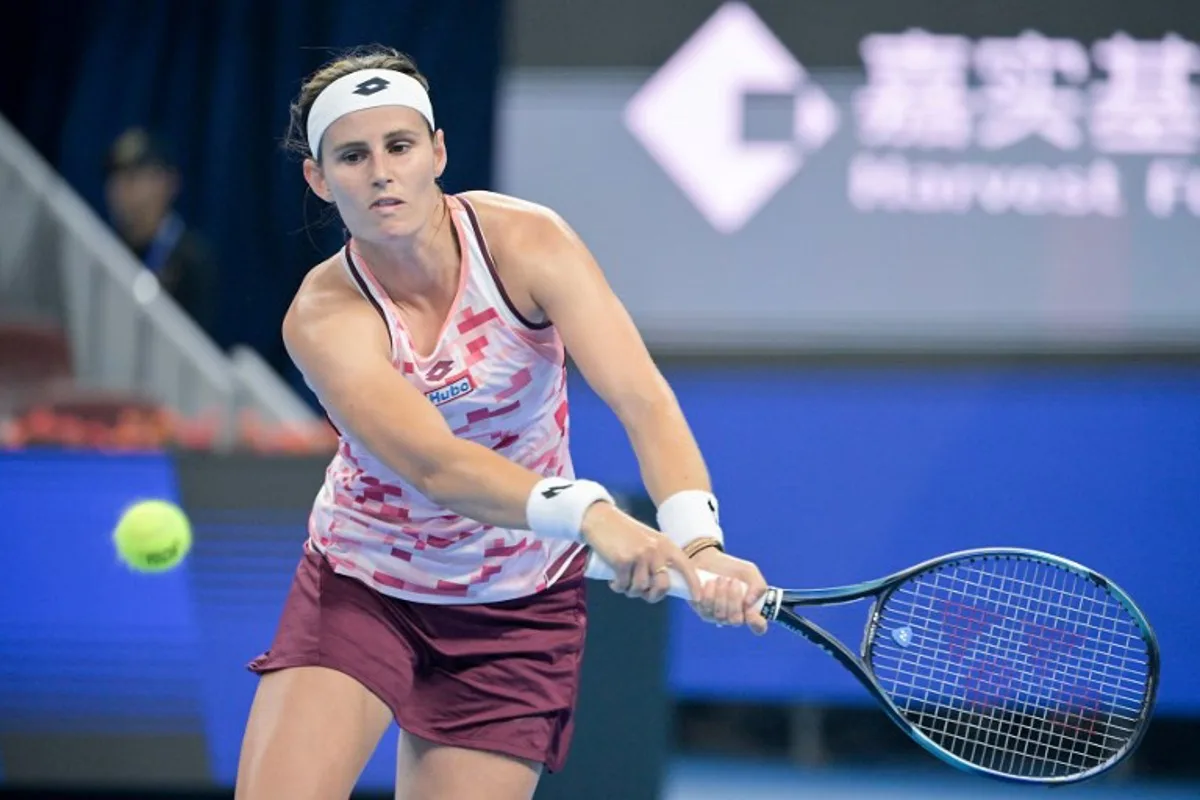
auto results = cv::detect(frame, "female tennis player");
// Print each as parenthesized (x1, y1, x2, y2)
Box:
(234, 45, 769, 800)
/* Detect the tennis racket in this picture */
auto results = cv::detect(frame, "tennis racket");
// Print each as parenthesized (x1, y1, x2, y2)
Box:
(584, 547, 1160, 785)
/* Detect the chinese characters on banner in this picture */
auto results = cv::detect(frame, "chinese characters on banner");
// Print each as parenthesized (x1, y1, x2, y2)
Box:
(848, 29, 1200, 217)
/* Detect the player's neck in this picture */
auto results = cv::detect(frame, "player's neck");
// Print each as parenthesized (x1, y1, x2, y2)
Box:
(352, 198, 459, 300)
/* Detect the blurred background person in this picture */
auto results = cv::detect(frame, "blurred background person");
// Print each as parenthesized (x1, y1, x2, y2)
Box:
(104, 126, 220, 341)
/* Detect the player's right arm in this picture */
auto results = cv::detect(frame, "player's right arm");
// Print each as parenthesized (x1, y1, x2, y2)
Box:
(282, 268, 537, 529)
(281, 265, 701, 600)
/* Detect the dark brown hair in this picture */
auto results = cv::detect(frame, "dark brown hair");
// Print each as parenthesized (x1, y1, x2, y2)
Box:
(284, 45, 431, 162)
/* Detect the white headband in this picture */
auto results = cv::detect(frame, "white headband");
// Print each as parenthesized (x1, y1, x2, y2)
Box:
(306, 68, 435, 158)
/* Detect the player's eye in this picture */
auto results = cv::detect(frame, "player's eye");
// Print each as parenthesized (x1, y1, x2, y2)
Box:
(339, 150, 366, 164)
(389, 141, 412, 154)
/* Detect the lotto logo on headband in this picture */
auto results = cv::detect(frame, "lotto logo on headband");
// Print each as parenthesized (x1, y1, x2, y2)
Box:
(624, 2, 838, 234)
(354, 77, 390, 96)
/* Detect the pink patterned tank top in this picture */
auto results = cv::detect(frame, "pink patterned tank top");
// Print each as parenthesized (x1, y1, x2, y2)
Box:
(306, 195, 584, 604)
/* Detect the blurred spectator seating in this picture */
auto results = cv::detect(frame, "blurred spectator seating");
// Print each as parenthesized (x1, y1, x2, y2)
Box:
(0, 318, 75, 413)
(0, 317, 335, 452)
(0, 317, 168, 449)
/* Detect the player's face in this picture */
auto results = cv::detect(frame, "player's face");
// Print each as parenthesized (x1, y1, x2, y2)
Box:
(305, 105, 446, 241)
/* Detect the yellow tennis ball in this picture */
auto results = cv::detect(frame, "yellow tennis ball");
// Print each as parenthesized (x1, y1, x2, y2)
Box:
(113, 499, 192, 573)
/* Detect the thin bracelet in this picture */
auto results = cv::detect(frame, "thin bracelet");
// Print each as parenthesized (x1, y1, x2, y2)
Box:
(684, 536, 724, 559)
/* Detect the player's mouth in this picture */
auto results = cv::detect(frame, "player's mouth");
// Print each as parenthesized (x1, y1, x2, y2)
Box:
(370, 197, 404, 210)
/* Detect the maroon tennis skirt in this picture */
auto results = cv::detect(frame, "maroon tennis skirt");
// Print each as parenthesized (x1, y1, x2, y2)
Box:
(248, 544, 589, 773)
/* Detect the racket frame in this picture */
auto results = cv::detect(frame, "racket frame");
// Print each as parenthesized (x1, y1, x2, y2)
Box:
(758, 546, 1160, 785)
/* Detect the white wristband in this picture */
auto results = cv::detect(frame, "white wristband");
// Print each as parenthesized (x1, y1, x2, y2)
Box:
(656, 489, 724, 549)
(526, 478, 614, 543)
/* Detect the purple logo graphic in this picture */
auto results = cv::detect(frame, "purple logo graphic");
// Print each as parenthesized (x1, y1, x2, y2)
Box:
(624, 2, 838, 233)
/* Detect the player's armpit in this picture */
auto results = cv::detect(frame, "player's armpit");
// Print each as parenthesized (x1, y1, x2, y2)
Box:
(281, 284, 539, 528)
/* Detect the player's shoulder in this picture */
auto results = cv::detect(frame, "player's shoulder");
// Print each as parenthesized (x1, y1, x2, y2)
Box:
(283, 252, 371, 343)
(292, 252, 354, 310)
(457, 189, 555, 221)
(456, 191, 573, 256)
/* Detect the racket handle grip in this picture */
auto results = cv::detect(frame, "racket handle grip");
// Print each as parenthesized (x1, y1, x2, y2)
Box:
(583, 553, 767, 615)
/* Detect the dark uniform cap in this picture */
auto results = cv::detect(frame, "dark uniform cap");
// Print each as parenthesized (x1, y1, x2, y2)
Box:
(106, 127, 176, 174)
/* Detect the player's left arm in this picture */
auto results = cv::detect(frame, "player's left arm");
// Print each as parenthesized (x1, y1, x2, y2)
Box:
(519, 208, 768, 633)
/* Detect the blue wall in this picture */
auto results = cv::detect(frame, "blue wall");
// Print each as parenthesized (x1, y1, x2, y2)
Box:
(0, 452, 202, 731)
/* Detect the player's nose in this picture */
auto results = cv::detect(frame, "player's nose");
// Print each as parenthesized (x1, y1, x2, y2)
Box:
(369, 151, 396, 187)
(370, 167, 394, 188)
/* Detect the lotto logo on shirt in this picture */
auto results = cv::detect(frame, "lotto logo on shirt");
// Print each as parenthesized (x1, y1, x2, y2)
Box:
(425, 373, 476, 407)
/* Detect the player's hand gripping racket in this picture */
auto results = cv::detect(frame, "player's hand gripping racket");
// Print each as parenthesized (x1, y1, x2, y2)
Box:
(585, 547, 1159, 784)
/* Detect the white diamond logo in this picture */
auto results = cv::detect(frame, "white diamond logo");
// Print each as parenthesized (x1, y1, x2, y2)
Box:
(624, 2, 839, 233)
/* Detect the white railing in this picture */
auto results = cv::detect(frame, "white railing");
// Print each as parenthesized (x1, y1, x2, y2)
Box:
(0, 113, 318, 450)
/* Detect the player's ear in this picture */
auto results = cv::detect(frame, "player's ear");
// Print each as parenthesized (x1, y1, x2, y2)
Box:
(303, 158, 334, 203)
(432, 129, 447, 180)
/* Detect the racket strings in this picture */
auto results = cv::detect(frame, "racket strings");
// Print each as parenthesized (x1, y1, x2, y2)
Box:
(867, 556, 1152, 780)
